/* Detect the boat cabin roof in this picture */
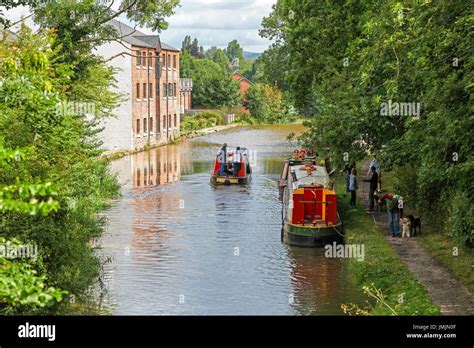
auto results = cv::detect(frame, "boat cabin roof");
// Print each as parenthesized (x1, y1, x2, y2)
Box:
(223, 147, 248, 153)
(290, 164, 330, 188)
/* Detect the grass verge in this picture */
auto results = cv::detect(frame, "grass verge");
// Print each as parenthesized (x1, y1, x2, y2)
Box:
(380, 169, 474, 294)
(335, 175, 440, 315)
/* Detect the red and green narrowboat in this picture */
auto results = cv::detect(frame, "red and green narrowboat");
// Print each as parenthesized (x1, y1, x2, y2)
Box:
(279, 150, 343, 247)
(210, 146, 252, 186)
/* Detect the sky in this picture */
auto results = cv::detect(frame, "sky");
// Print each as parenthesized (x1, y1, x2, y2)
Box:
(3, 0, 277, 53)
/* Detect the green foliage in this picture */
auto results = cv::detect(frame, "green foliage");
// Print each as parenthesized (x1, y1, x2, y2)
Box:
(244, 83, 297, 124)
(260, 0, 473, 245)
(181, 111, 224, 133)
(180, 51, 240, 108)
(0, 27, 120, 314)
(336, 177, 440, 315)
(3, 0, 179, 32)
(182, 35, 204, 58)
(0, 259, 67, 314)
(0, 237, 68, 314)
(206, 46, 231, 72)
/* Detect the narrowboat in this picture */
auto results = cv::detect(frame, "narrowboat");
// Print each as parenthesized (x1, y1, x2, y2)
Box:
(210, 146, 252, 186)
(279, 150, 343, 247)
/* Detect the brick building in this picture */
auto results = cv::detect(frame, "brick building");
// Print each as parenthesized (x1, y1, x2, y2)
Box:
(95, 19, 192, 152)
(231, 73, 252, 96)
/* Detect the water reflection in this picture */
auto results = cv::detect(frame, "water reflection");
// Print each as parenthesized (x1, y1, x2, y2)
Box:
(101, 125, 364, 315)
(132, 145, 181, 188)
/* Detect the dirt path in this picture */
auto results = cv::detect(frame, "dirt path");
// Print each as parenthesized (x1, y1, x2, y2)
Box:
(357, 160, 474, 315)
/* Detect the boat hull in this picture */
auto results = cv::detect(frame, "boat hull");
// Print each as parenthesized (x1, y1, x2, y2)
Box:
(210, 175, 252, 186)
(283, 222, 343, 247)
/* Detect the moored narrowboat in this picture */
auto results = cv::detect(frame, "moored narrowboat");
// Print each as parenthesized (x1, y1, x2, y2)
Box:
(279, 150, 343, 247)
(210, 146, 252, 186)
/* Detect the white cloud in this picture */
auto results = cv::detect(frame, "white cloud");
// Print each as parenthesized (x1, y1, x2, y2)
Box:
(2, 0, 277, 53)
(144, 0, 277, 52)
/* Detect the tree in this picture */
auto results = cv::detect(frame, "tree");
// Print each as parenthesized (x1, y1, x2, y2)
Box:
(2, 0, 179, 119)
(225, 39, 244, 63)
(260, 0, 474, 245)
(0, 26, 120, 313)
(181, 36, 204, 58)
(244, 83, 296, 124)
(206, 46, 231, 71)
(180, 52, 240, 108)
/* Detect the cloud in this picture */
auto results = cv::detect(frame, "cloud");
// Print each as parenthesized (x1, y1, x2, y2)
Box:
(146, 0, 277, 52)
(2, 0, 277, 53)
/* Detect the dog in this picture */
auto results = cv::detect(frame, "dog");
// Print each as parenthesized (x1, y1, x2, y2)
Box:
(374, 193, 387, 212)
(401, 218, 411, 238)
(406, 215, 421, 236)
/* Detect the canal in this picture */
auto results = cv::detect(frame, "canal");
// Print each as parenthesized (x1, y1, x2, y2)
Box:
(100, 125, 364, 315)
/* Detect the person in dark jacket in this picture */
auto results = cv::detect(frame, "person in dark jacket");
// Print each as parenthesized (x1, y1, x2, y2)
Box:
(217, 143, 227, 176)
(364, 166, 379, 211)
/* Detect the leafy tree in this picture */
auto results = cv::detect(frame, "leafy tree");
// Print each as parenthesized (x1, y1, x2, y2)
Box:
(206, 46, 231, 71)
(0, 27, 120, 313)
(260, 0, 473, 245)
(182, 36, 204, 58)
(225, 39, 244, 64)
(244, 83, 297, 124)
(180, 51, 240, 108)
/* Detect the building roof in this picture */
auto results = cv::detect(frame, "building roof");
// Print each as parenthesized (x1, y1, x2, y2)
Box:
(106, 19, 179, 52)
(232, 72, 252, 84)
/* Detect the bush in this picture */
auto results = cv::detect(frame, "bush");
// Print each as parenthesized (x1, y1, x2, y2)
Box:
(446, 191, 474, 246)
(181, 111, 225, 133)
(243, 83, 297, 124)
(0, 26, 120, 314)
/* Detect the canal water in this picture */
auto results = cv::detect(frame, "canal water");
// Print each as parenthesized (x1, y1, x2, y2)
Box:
(100, 125, 364, 315)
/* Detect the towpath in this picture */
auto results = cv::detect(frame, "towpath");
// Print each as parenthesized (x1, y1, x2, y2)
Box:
(358, 160, 474, 315)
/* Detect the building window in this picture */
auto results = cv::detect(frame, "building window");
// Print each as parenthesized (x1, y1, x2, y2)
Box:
(168, 83, 173, 97)
(143, 118, 147, 132)
(173, 55, 176, 68)
(156, 83, 160, 98)
(168, 114, 171, 129)
(173, 83, 177, 97)
(162, 54, 166, 68)
(174, 114, 177, 127)
(149, 117, 153, 132)
(163, 115, 166, 130)
(136, 83, 140, 99)
(149, 83, 153, 98)
(163, 83, 167, 97)
(142, 51, 146, 66)
(136, 118, 140, 134)
(157, 115, 160, 133)
(167, 54, 171, 68)
(148, 52, 152, 67)
(143, 83, 147, 99)
(136, 51, 141, 66)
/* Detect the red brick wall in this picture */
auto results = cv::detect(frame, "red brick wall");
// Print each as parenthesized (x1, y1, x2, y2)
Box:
(132, 46, 181, 150)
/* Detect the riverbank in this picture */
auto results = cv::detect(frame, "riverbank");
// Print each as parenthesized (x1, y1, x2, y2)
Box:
(353, 160, 474, 315)
(374, 163, 474, 304)
(101, 123, 242, 161)
(336, 169, 440, 315)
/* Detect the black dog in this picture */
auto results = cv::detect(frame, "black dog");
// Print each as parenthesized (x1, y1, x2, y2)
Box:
(406, 215, 421, 236)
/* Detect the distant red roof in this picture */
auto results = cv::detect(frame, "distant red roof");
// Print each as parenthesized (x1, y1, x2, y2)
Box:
(232, 73, 252, 96)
